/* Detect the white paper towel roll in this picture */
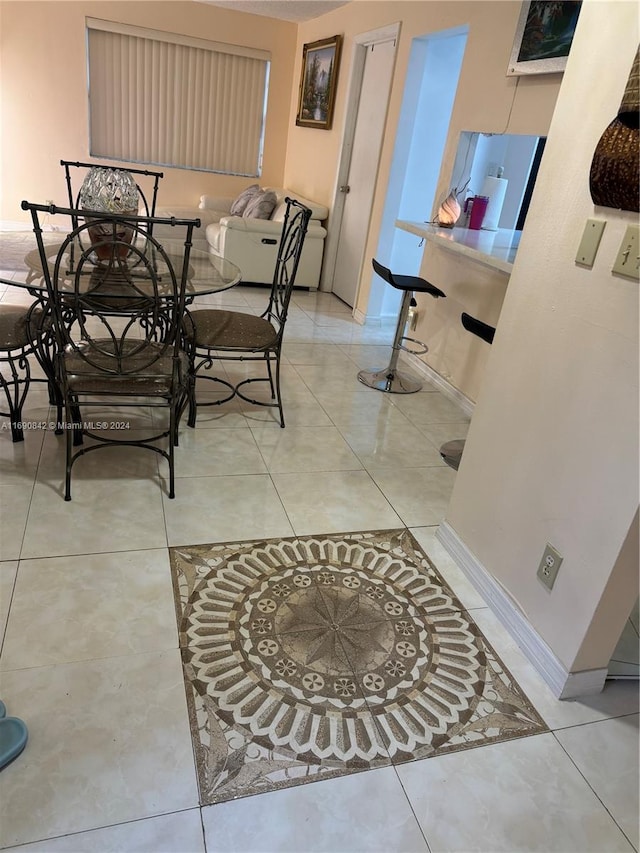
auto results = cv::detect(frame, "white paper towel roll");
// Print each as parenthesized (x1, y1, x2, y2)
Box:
(480, 176, 508, 231)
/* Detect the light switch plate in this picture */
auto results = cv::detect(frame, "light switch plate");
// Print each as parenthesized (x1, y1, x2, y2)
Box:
(612, 225, 640, 280)
(575, 219, 606, 267)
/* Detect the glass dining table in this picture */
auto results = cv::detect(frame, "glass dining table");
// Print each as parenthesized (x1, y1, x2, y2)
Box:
(0, 228, 242, 432)
(0, 229, 241, 298)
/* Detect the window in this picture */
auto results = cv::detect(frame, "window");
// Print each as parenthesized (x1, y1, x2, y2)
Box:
(86, 18, 270, 176)
(450, 131, 546, 231)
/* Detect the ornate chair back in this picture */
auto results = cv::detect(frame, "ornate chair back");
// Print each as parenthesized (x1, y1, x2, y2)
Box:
(21, 200, 199, 499)
(265, 197, 313, 336)
(60, 159, 164, 235)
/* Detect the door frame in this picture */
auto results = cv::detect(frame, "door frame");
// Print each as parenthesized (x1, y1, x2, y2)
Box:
(320, 22, 401, 297)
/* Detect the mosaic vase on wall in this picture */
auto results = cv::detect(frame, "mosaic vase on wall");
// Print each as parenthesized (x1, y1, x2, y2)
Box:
(589, 47, 639, 213)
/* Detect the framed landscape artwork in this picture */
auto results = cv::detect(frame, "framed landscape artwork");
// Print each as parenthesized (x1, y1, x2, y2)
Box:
(507, 1, 582, 75)
(296, 35, 342, 130)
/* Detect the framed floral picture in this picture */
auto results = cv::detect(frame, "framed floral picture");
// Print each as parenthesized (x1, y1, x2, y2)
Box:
(507, 1, 582, 76)
(296, 35, 342, 130)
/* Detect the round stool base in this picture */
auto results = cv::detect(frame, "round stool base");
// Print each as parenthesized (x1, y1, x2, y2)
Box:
(357, 368, 422, 394)
(440, 439, 465, 471)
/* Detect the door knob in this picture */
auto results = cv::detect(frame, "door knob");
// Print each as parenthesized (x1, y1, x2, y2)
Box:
(339, 185, 351, 193)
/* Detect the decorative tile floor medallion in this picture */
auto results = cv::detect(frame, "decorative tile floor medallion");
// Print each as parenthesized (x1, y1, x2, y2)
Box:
(170, 529, 548, 805)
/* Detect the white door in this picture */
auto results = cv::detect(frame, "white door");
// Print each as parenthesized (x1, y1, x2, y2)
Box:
(331, 38, 396, 307)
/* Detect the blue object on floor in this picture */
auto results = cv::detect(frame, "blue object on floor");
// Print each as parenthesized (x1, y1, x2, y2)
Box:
(0, 717, 28, 770)
(0, 700, 5, 718)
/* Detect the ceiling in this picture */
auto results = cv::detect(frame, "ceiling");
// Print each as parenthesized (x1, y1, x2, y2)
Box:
(199, 0, 351, 23)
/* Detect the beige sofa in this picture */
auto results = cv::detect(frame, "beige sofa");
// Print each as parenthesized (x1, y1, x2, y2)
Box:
(156, 188, 328, 290)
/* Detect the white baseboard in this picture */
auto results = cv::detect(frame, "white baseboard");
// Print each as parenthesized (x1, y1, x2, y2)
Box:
(399, 352, 475, 418)
(436, 521, 608, 699)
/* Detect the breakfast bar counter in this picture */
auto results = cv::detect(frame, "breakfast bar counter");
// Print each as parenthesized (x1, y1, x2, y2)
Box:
(395, 220, 521, 275)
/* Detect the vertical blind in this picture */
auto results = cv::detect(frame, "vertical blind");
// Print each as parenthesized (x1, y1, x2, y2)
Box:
(86, 19, 271, 176)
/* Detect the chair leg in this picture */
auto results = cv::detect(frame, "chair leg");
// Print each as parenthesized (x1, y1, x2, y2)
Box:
(70, 400, 84, 446)
(168, 405, 176, 499)
(64, 402, 73, 501)
(187, 399, 197, 429)
(10, 423, 24, 443)
(189, 348, 285, 426)
(51, 388, 64, 436)
(265, 353, 276, 399)
(357, 290, 423, 394)
(0, 352, 31, 443)
(186, 373, 196, 434)
(26, 304, 64, 435)
(188, 355, 237, 428)
(174, 384, 190, 447)
(47, 373, 64, 436)
(187, 370, 197, 429)
(272, 354, 285, 428)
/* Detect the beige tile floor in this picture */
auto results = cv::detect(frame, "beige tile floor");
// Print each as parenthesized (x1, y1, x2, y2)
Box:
(0, 283, 638, 852)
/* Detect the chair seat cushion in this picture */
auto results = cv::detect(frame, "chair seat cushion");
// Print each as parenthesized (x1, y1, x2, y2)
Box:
(393, 273, 446, 298)
(64, 340, 188, 394)
(185, 309, 278, 350)
(0, 304, 45, 351)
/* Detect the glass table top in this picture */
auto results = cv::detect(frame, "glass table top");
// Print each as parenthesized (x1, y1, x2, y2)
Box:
(0, 230, 242, 297)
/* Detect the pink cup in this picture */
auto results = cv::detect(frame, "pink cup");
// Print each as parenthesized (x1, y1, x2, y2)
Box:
(468, 195, 489, 230)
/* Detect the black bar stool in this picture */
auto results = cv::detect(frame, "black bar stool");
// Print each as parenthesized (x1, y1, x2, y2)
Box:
(440, 312, 496, 470)
(358, 258, 446, 394)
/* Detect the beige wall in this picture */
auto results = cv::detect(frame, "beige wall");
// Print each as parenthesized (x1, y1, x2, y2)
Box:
(284, 1, 562, 402)
(445, 0, 639, 673)
(0, 1, 296, 218)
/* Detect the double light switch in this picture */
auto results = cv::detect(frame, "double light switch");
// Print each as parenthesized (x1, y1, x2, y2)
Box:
(575, 219, 639, 281)
(611, 224, 639, 280)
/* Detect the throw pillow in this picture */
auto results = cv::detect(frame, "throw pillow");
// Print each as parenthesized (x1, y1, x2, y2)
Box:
(243, 189, 278, 220)
(229, 184, 260, 216)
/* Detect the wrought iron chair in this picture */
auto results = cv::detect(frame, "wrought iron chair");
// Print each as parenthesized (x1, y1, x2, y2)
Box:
(0, 303, 48, 442)
(184, 198, 311, 428)
(22, 200, 199, 500)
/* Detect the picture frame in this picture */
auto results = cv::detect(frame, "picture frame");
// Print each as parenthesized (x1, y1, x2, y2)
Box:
(296, 35, 343, 130)
(507, 1, 582, 76)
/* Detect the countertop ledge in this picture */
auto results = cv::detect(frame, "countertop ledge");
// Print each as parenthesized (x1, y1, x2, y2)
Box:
(396, 220, 521, 274)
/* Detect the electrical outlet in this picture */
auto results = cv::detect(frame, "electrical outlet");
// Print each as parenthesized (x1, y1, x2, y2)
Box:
(537, 543, 563, 591)
(612, 224, 639, 280)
